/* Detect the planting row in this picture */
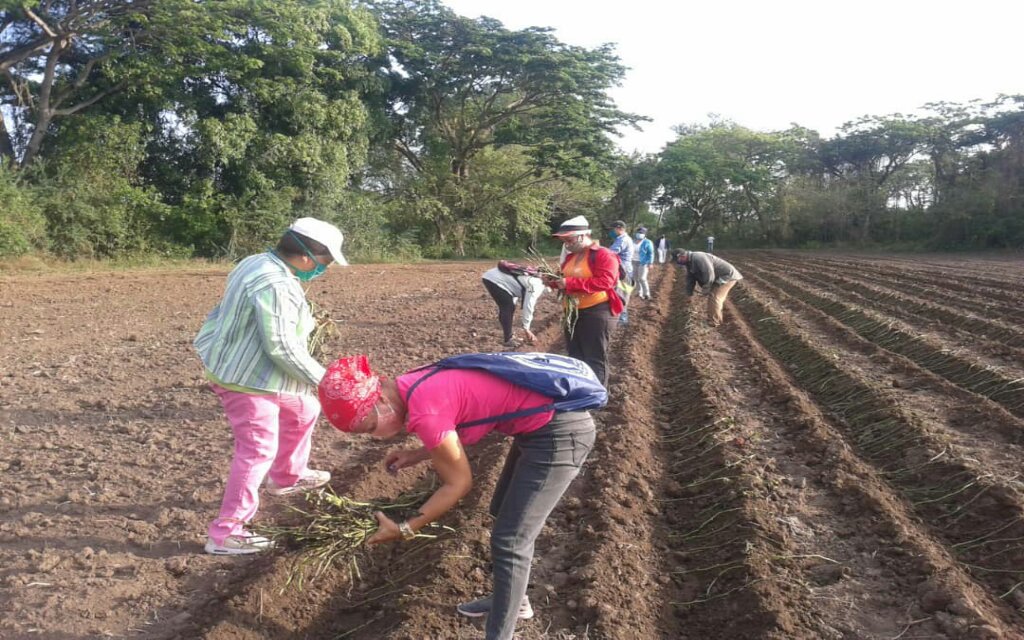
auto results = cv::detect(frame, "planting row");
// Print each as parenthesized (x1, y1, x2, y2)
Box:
(737, 262, 1024, 422)
(749, 260, 1024, 374)
(759, 253, 1023, 322)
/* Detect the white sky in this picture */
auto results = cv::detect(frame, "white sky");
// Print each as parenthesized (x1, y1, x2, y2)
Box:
(443, 0, 1024, 155)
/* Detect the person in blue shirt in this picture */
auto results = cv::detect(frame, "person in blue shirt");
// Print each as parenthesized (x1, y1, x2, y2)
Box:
(607, 220, 635, 279)
(632, 227, 655, 299)
(607, 220, 635, 325)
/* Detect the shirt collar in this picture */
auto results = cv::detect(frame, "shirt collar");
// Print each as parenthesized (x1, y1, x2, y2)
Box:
(266, 251, 299, 281)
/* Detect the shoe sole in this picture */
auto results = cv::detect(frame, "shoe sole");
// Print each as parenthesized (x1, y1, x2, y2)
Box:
(455, 606, 534, 620)
(266, 479, 330, 497)
(455, 607, 488, 619)
(204, 542, 270, 555)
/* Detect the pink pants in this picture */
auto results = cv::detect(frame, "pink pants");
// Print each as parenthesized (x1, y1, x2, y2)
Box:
(208, 385, 320, 543)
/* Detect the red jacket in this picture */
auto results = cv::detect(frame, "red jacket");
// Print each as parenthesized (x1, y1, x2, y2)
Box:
(560, 245, 623, 316)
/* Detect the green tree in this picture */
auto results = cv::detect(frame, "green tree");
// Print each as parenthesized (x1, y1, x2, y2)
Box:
(818, 115, 926, 241)
(655, 121, 786, 245)
(0, 0, 177, 167)
(604, 153, 659, 229)
(1, 1, 381, 256)
(366, 0, 641, 254)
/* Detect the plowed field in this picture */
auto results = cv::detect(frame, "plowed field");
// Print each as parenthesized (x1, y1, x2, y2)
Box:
(1, 251, 1022, 639)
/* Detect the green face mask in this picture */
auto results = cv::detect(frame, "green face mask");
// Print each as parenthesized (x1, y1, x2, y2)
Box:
(288, 231, 328, 281)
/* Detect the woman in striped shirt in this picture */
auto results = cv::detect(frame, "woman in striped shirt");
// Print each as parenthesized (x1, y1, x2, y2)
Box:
(194, 218, 347, 555)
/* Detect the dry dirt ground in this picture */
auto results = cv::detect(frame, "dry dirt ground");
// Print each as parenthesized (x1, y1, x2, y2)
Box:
(1, 252, 1022, 639)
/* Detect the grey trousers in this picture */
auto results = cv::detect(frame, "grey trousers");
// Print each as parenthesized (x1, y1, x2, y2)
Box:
(485, 411, 597, 640)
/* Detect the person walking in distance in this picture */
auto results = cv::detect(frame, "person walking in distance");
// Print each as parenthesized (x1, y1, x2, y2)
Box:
(194, 217, 347, 555)
(481, 262, 545, 347)
(607, 220, 634, 325)
(632, 227, 655, 300)
(544, 215, 622, 387)
(656, 235, 669, 264)
(673, 249, 743, 327)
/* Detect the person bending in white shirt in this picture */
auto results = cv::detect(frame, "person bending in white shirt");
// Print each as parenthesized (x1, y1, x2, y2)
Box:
(482, 264, 546, 347)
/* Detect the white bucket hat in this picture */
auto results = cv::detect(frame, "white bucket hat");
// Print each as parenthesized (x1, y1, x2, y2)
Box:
(289, 217, 348, 266)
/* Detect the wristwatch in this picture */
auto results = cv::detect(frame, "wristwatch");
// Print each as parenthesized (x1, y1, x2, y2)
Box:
(398, 520, 416, 541)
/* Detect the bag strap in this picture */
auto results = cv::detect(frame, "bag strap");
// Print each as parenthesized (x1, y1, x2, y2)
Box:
(404, 364, 441, 400)
(403, 364, 556, 429)
(515, 274, 528, 305)
(456, 403, 558, 428)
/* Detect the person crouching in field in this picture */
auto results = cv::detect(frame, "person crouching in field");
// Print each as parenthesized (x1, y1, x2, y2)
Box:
(481, 261, 546, 347)
(673, 249, 743, 327)
(319, 353, 603, 640)
(194, 218, 346, 555)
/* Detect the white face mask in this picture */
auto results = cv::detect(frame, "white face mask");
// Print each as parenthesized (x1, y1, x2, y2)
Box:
(635, 233, 646, 241)
(564, 235, 591, 253)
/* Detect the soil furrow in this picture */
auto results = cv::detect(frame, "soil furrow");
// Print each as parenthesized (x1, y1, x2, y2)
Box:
(763, 254, 1024, 318)
(650, 274, 793, 639)
(717, 297, 1019, 638)
(756, 261, 1024, 370)
(731, 283, 1024, 611)
(757, 252, 1023, 295)
(551, 266, 687, 638)
(742, 264, 1024, 420)
(736, 267, 1024, 453)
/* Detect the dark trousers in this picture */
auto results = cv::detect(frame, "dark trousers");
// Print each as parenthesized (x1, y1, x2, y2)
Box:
(483, 279, 516, 342)
(486, 411, 596, 640)
(565, 301, 616, 387)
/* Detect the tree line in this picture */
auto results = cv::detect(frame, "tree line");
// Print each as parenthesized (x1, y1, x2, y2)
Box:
(622, 99, 1024, 250)
(1, 1, 1020, 260)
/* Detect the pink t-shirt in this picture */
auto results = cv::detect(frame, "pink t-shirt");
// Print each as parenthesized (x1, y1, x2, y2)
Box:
(396, 368, 556, 450)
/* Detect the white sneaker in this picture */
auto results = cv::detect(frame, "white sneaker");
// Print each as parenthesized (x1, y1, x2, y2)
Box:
(204, 533, 275, 555)
(456, 595, 534, 620)
(266, 469, 331, 496)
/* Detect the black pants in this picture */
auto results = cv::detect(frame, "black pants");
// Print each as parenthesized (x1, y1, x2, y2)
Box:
(565, 301, 616, 387)
(486, 411, 596, 640)
(483, 279, 516, 342)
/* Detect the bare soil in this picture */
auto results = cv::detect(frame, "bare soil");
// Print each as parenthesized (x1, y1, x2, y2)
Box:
(2, 252, 1023, 639)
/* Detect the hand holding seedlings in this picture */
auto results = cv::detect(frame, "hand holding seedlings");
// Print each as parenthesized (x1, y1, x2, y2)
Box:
(542, 273, 565, 289)
(367, 511, 403, 545)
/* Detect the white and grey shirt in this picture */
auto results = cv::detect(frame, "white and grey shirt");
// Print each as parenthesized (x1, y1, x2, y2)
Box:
(482, 268, 546, 330)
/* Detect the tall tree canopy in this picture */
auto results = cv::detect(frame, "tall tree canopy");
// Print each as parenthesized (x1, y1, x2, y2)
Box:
(363, 0, 642, 253)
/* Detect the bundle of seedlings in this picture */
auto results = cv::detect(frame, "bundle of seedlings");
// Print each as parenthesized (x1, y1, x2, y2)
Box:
(526, 248, 579, 337)
(306, 292, 339, 361)
(256, 485, 452, 588)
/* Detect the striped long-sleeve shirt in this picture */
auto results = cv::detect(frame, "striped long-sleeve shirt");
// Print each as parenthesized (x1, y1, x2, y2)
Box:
(194, 252, 326, 397)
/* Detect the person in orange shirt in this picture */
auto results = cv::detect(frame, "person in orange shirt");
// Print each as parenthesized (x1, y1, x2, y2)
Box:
(543, 216, 622, 386)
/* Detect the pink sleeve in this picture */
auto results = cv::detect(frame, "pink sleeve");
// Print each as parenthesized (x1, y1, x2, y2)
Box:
(408, 413, 458, 450)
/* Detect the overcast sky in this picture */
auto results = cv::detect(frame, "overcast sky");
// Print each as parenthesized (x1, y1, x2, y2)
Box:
(443, 0, 1024, 155)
